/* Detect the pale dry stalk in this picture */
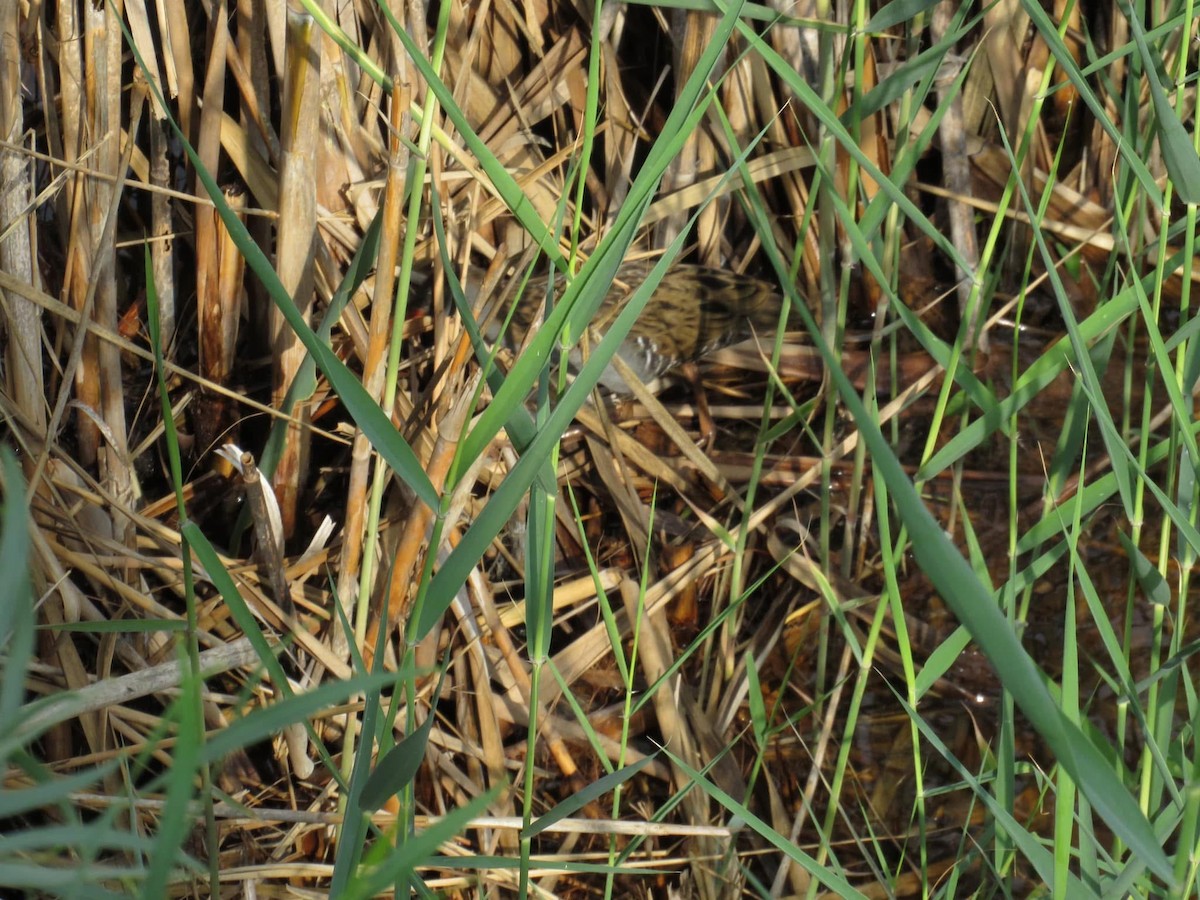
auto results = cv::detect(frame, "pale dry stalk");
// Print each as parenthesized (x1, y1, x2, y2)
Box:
(124, 0, 176, 344)
(196, 187, 247, 453)
(56, 0, 99, 467)
(192, 0, 234, 472)
(147, 111, 177, 349)
(272, 1, 321, 538)
(89, 2, 137, 542)
(931, 1, 984, 350)
(657, 11, 719, 258)
(335, 81, 413, 652)
(0, 4, 44, 437)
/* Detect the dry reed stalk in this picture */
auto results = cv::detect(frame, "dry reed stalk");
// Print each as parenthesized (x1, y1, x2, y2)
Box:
(930, 4, 983, 348)
(766, 0, 818, 86)
(192, 0, 232, 473)
(838, 47, 890, 312)
(54, 0, 98, 468)
(430, 135, 594, 263)
(428, 154, 455, 407)
(657, 12, 719, 256)
(50, 2, 136, 547)
(236, 448, 292, 617)
(21, 639, 262, 737)
(335, 82, 413, 651)
(722, 41, 756, 160)
(312, 89, 354, 240)
(236, 0, 280, 198)
(224, 16, 279, 170)
(158, 1, 195, 139)
(196, 186, 247, 454)
(855, 51, 888, 203)
(122, 0, 165, 103)
(147, 111, 177, 350)
(451, 0, 516, 91)
(272, 2, 321, 539)
(21, 452, 90, 765)
(485, 567, 623, 631)
(972, 2, 1025, 136)
(0, 5, 44, 439)
(0, 265, 368, 457)
(686, 14, 726, 262)
(639, 146, 811, 228)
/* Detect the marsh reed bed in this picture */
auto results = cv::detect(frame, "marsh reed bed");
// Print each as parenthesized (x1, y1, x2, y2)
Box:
(2, 0, 1199, 896)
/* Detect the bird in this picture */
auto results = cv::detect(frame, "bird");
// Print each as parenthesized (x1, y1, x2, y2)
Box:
(484, 259, 789, 396)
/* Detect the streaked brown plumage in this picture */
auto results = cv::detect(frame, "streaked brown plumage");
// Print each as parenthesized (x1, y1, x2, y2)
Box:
(489, 261, 787, 393)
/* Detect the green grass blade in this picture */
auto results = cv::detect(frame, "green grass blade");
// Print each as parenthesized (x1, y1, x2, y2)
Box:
(0, 449, 33, 734)
(1120, 0, 1200, 204)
